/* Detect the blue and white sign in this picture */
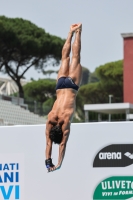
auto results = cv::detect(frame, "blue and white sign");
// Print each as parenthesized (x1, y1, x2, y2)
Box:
(0, 154, 24, 200)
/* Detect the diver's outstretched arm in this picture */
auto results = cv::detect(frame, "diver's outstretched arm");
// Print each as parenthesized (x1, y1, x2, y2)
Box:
(45, 123, 56, 172)
(55, 124, 70, 170)
(45, 123, 52, 159)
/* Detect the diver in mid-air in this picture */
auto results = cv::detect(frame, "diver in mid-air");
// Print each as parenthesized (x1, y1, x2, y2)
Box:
(45, 23, 82, 172)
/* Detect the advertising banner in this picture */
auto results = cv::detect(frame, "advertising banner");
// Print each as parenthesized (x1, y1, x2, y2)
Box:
(0, 122, 133, 200)
(93, 176, 133, 199)
(0, 154, 24, 200)
(93, 144, 133, 167)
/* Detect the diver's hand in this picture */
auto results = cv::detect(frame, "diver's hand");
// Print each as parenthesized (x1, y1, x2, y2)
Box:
(48, 164, 61, 172)
(45, 158, 55, 172)
(55, 164, 61, 170)
(47, 166, 56, 172)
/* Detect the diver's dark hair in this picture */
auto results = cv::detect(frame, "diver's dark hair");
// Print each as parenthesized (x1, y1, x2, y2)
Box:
(49, 125, 63, 144)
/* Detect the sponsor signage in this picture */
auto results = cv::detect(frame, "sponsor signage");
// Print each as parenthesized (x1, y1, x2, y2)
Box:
(93, 176, 133, 199)
(93, 144, 133, 167)
(0, 154, 24, 200)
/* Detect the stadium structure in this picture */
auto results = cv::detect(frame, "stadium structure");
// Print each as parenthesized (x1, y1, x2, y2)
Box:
(0, 76, 28, 96)
(0, 76, 46, 125)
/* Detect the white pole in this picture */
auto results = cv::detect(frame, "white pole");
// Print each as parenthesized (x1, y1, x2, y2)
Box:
(108, 95, 113, 122)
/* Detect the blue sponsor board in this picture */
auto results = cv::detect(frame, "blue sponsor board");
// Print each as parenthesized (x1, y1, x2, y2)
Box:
(0, 163, 20, 199)
(0, 154, 24, 200)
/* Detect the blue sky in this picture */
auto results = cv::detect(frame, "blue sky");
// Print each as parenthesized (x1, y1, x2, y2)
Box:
(0, 0, 133, 80)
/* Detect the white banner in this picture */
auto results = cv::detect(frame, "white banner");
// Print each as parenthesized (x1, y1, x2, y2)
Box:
(0, 122, 133, 200)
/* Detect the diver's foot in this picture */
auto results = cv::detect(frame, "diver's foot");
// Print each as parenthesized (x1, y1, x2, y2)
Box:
(70, 23, 82, 34)
(75, 23, 82, 33)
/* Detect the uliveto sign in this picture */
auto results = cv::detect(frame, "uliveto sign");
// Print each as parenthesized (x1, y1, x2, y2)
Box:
(93, 176, 133, 199)
(93, 144, 133, 167)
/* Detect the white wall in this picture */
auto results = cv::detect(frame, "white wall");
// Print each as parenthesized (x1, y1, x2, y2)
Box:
(0, 122, 133, 200)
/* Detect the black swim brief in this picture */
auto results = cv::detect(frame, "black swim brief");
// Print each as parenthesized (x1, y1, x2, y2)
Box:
(56, 77, 79, 91)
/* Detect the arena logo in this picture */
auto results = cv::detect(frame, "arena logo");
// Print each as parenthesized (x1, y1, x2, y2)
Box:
(125, 152, 133, 159)
(99, 152, 121, 160)
(93, 144, 133, 167)
(0, 154, 24, 200)
(93, 176, 133, 199)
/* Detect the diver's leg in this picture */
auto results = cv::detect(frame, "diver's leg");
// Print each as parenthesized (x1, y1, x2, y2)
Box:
(57, 32, 73, 80)
(69, 24, 82, 86)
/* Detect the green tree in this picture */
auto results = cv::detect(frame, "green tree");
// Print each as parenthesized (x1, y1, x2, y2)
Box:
(78, 82, 107, 104)
(24, 79, 56, 103)
(23, 79, 56, 115)
(81, 67, 90, 85)
(0, 16, 64, 98)
(42, 69, 56, 79)
(89, 71, 99, 83)
(43, 98, 55, 115)
(96, 60, 123, 98)
(76, 60, 123, 120)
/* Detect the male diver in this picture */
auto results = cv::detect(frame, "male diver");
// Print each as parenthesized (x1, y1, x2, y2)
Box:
(45, 23, 82, 172)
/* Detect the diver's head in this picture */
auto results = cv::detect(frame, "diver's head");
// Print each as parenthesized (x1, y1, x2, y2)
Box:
(49, 125, 63, 144)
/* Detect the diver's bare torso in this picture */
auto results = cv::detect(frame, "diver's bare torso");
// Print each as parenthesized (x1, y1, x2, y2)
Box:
(48, 88, 77, 125)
